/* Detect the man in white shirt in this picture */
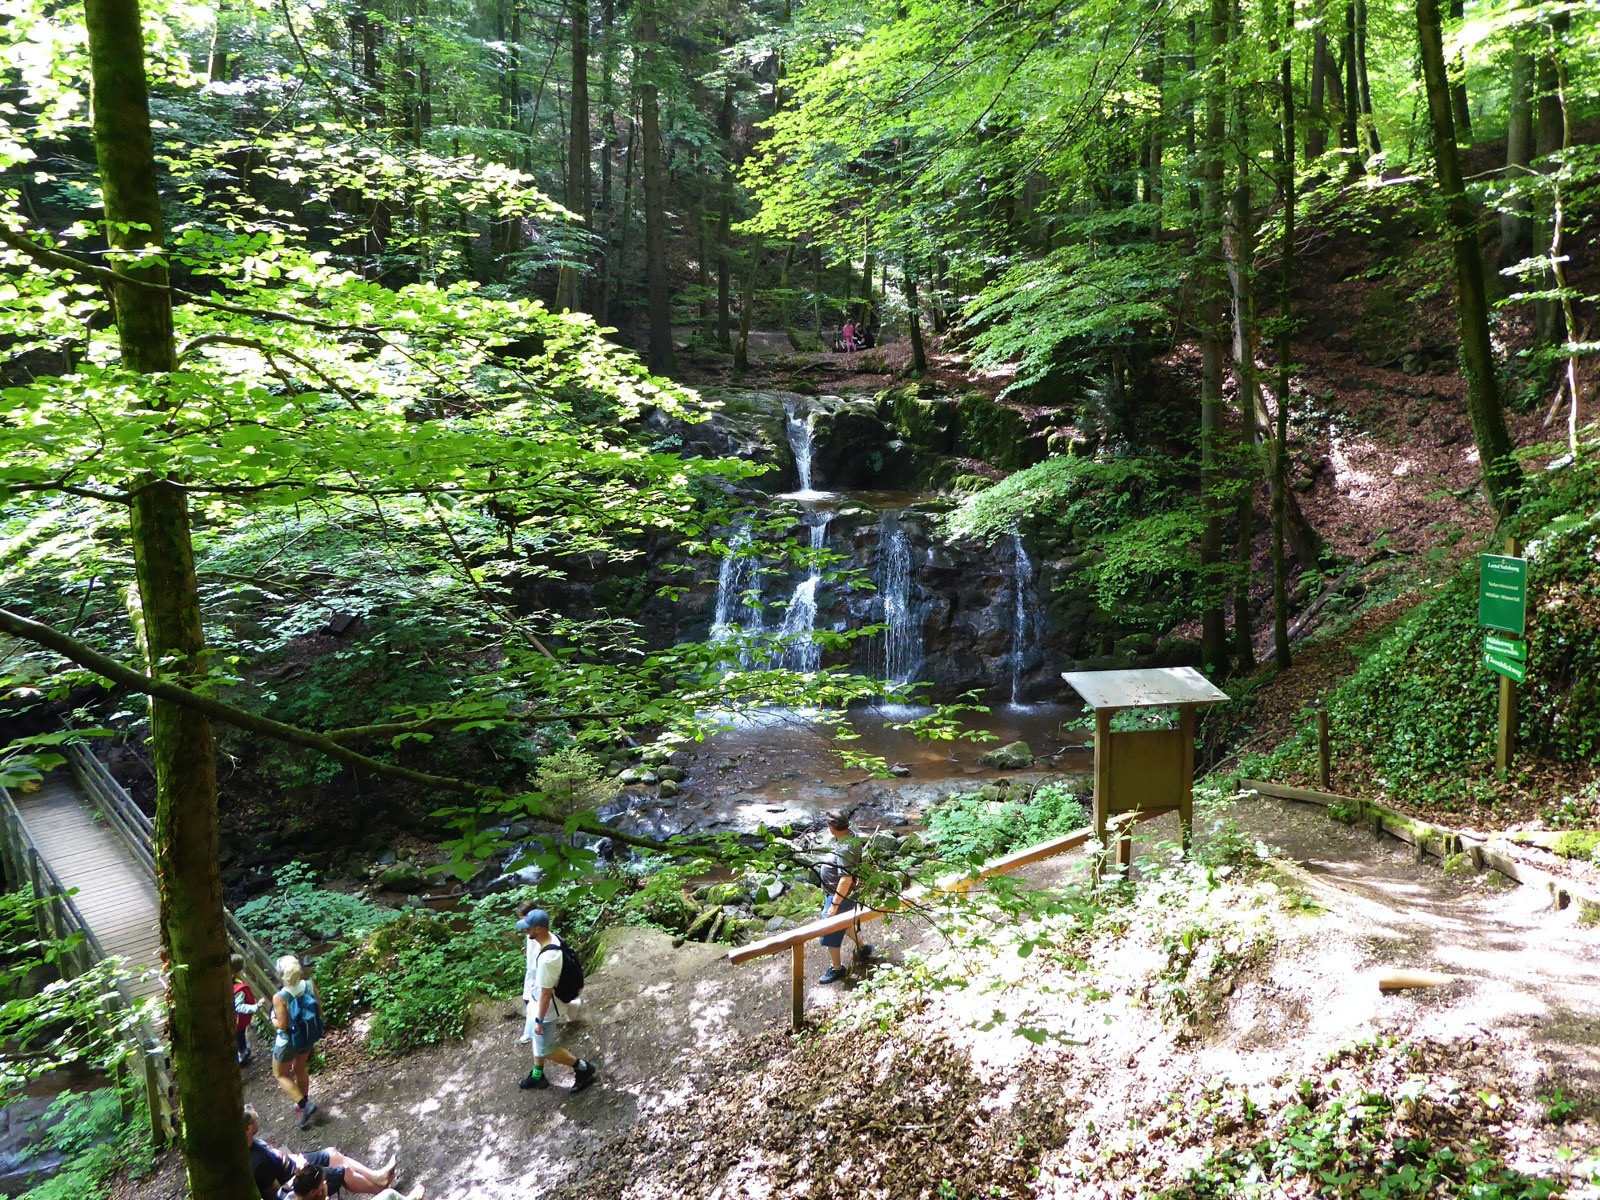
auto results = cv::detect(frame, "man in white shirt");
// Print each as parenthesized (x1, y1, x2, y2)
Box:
(516, 906, 597, 1093)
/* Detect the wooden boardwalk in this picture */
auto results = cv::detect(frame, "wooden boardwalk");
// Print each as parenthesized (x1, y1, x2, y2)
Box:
(13, 772, 166, 1003)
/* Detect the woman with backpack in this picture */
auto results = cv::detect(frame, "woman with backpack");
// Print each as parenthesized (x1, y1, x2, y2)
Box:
(271, 954, 325, 1128)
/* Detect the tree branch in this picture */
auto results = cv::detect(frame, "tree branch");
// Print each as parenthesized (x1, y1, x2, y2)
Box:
(0, 605, 676, 853)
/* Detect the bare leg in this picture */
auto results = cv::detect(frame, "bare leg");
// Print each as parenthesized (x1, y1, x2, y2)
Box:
(272, 1057, 304, 1104)
(325, 1151, 398, 1194)
(292, 1055, 311, 1104)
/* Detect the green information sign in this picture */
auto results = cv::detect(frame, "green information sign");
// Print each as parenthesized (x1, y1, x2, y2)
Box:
(1478, 554, 1527, 635)
(1484, 634, 1527, 662)
(1483, 652, 1526, 684)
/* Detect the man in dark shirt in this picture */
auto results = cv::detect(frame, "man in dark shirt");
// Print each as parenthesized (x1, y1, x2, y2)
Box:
(244, 1105, 398, 1200)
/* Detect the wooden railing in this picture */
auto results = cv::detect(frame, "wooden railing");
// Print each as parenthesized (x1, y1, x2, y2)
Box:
(0, 780, 177, 1147)
(64, 743, 281, 1003)
(728, 808, 1168, 1029)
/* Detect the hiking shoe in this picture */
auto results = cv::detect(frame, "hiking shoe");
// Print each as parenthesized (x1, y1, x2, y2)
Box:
(571, 1062, 597, 1094)
(296, 1100, 318, 1129)
(818, 966, 847, 985)
(518, 1071, 550, 1090)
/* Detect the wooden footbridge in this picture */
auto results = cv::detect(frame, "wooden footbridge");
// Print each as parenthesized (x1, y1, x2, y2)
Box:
(0, 741, 277, 1144)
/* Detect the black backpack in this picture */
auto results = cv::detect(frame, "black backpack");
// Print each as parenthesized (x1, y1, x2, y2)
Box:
(538, 942, 584, 1003)
(280, 985, 324, 1051)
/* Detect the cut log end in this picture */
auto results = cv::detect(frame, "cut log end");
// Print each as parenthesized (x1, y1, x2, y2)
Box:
(1377, 968, 1457, 994)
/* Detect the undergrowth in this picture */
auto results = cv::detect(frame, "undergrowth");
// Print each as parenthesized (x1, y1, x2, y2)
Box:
(923, 781, 1087, 862)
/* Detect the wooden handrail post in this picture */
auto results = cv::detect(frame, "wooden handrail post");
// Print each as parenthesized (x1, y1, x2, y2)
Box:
(790, 942, 804, 1031)
(1316, 708, 1331, 790)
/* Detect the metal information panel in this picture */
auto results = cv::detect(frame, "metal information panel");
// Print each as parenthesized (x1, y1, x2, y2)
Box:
(1478, 554, 1527, 635)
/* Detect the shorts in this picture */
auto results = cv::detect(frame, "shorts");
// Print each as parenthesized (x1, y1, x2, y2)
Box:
(301, 1153, 346, 1195)
(524, 1008, 564, 1057)
(817, 896, 858, 949)
(270, 1034, 306, 1064)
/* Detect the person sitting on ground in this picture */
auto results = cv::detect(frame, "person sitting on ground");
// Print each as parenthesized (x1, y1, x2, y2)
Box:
(516, 905, 597, 1094)
(233, 954, 260, 1066)
(815, 808, 873, 984)
(284, 1164, 422, 1200)
(244, 1105, 399, 1200)
(856, 323, 876, 350)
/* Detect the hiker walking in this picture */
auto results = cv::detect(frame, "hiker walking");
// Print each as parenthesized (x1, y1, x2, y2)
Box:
(516, 906, 597, 1094)
(815, 809, 873, 984)
(233, 953, 261, 1066)
(271, 954, 325, 1128)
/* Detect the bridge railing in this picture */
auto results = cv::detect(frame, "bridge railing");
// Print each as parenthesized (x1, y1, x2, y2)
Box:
(64, 742, 281, 1004)
(0, 781, 178, 1147)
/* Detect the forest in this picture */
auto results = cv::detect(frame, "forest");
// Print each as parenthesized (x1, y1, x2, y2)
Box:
(1, 0, 1598, 1196)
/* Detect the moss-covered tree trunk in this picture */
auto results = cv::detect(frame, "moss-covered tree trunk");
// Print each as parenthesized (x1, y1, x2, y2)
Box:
(904, 260, 927, 374)
(1198, 0, 1230, 675)
(82, 0, 251, 1195)
(1416, 0, 1523, 515)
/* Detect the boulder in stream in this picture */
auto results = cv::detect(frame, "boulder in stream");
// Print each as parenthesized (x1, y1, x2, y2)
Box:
(980, 740, 1034, 770)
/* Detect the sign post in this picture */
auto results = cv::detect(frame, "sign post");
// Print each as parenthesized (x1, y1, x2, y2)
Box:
(1478, 540, 1525, 776)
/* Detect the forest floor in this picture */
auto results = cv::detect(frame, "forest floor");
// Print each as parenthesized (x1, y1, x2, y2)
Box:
(122, 795, 1600, 1200)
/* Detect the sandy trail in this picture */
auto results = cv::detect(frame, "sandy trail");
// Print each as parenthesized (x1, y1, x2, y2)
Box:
(213, 794, 1600, 1200)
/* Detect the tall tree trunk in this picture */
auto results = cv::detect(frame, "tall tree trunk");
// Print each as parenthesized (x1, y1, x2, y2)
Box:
(715, 83, 734, 351)
(1417, 0, 1523, 514)
(1532, 8, 1568, 347)
(1147, 24, 1166, 234)
(554, 0, 590, 312)
(1501, 16, 1534, 267)
(1306, 0, 1329, 159)
(1447, 0, 1471, 139)
(1339, 3, 1359, 149)
(733, 241, 759, 372)
(904, 258, 927, 373)
(82, 0, 249, 1196)
(1227, 0, 1256, 674)
(1353, 0, 1380, 157)
(1199, 0, 1230, 675)
(1271, 0, 1296, 667)
(638, 1, 674, 375)
(596, 0, 616, 321)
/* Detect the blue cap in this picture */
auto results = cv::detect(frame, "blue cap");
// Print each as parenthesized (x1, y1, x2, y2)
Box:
(516, 909, 549, 931)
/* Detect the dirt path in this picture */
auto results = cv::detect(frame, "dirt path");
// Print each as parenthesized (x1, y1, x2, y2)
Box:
(162, 795, 1599, 1200)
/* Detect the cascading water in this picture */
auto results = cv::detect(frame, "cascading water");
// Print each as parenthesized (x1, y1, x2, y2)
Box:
(783, 402, 827, 500)
(710, 526, 767, 665)
(877, 516, 922, 687)
(1009, 534, 1043, 705)
(778, 515, 830, 672)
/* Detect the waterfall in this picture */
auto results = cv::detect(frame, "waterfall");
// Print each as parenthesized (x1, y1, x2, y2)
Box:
(711, 526, 766, 665)
(878, 517, 922, 687)
(1009, 534, 1043, 705)
(778, 515, 830, 672)
(783, 402, 820, 497)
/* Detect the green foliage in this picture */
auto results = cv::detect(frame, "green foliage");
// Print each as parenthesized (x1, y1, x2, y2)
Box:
(944, 455, 1165, 544)
(0, 889, 149, 1099)
(924, 782, 1086, 862)
(1174, 1055, 1562, 1200)
(963, 233, 1181, 398)
(14, 1089, 146, 1200)
(234, 862, 398, 957)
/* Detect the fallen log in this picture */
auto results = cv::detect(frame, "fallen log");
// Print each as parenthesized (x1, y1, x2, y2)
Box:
(1377, 969, 1457, 994)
